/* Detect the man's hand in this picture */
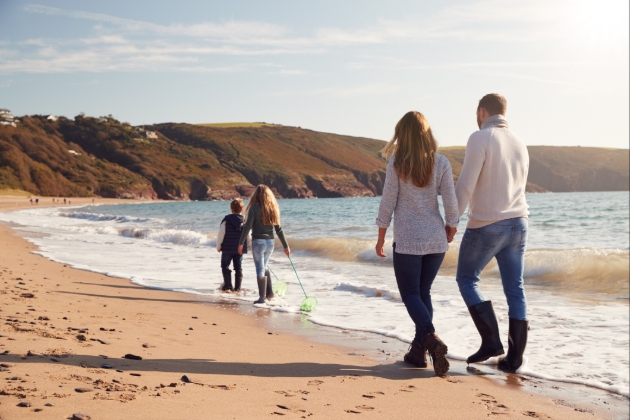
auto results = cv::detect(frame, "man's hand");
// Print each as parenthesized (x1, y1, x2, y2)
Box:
(445, 226, 457, 243)
(375, 239, 386, 258)
(237, 245, 243, 255)
(284, 247, 291, 257)
(217, 249, 221, 253)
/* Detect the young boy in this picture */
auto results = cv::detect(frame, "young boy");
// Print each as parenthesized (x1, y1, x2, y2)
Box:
(216, 199, 247, 292)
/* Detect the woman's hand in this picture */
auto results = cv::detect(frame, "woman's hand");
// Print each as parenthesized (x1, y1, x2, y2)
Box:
(445, 226, 457, 243)
(375, 227, 387, 258)
(237, 245, 243, 255)
(375, 239, 386, 258)
(284, 247, 291, 257)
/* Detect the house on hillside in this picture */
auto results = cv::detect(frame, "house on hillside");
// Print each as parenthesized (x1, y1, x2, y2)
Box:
(145, 131, 158, 139)
(68, 150, 82, 156)
(0, 109, 16, 127)
(47, 115, 58, 121)
(98, 117, 108, 123)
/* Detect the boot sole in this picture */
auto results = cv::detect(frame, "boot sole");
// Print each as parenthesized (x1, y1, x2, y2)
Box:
(432, 342, 449, 377)
(467, 348, 505, 364)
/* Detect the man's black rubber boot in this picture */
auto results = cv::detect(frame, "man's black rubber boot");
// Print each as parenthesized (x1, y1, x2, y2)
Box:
(498, 318, 529, 373)
(466, 301, 504, 364)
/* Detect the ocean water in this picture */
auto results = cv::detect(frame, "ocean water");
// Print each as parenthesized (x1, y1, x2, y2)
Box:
(0, 191, 628, 397)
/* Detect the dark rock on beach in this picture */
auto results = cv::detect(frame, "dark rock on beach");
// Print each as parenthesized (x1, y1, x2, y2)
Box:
(123, 354, 142, 360)
(181, 375, 193, 383)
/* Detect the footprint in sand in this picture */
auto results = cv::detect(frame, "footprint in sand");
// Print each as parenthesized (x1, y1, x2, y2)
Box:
(362, 391, 384, 399)
(476, 393, 510, 416)
(522, 411, 552, 419)
(307, 380, 323, 386)
(355, 405, 374, 411)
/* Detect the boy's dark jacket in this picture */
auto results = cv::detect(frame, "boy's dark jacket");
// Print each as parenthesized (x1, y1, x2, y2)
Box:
(221, 214, 247, 254)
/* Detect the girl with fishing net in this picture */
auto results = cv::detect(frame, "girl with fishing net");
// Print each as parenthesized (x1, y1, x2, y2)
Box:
(238, 185, 290, 304)
(375, 111, 459, 377)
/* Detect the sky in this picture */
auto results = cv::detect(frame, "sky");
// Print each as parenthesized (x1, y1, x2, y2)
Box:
(0, 0, 628, 148)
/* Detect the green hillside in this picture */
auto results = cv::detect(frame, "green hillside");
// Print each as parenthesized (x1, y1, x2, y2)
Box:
(0, 115, 628, 199)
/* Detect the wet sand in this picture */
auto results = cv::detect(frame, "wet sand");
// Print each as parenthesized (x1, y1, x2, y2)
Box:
(0, 196, 626, 419)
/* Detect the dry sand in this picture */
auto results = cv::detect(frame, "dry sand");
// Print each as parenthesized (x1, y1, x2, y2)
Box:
(0, 196, 624, 419)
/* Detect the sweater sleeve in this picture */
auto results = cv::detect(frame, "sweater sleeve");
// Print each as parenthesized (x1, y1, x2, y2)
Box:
(274, 225, 289, 249)
(438, 157, 460, 227)
(376, 158, 399, 228)
(239, 208, 254, 245)
(455, 134, 486, 217)
(216, 221, 226, 251)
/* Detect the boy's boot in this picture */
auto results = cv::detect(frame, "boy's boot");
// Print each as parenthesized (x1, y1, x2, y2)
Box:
(234, 273, 243, 292)
(466, 301, 504, 364)
(221, 269, 233, 291)
(403, 340, 427, 368)
(265, 269, 274, 300)
(498, 319, 528, 373)
(422, 332, 449, 377)
(254, 276, 266, 304)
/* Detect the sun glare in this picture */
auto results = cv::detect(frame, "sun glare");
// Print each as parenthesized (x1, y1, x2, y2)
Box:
(566, 0, 629, 49)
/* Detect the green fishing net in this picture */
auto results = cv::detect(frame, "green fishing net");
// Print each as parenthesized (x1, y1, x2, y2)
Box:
(273, 280, 288, 297)
(300, 296, 318, 312)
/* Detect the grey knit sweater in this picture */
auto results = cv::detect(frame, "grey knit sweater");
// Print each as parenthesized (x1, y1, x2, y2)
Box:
(376, 154, 459, 255)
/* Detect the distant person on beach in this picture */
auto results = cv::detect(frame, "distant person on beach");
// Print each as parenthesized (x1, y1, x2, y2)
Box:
(217, 199, 247, 292)
(63, 198, 66, 204)
(35, 198, 39, 205)
(29, 198, 33, 205)
(455, 93, 530, 373)
(375, 111, 459, 377)
(238, 185, 290, 304)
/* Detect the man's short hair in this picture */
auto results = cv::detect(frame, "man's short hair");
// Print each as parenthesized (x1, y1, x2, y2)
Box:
(478, 94, 507, 116)
(230, 199, 244, 213)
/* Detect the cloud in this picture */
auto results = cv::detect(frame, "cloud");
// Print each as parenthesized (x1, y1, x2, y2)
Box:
(3, 1, 625, 74)
(274, 83, 404, 97)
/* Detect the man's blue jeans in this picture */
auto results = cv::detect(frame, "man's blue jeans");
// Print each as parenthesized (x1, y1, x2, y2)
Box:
(393, 245, 446, 342)
(456, 217, 528, 320)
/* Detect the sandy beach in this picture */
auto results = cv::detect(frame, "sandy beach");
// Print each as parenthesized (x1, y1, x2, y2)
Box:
(0, 196, 626, 419)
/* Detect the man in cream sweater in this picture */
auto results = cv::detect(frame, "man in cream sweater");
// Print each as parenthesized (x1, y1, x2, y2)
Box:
(455, 93, 529, 373)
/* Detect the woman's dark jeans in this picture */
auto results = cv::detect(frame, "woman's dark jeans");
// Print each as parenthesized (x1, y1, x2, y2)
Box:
(393, 245, 446, 343)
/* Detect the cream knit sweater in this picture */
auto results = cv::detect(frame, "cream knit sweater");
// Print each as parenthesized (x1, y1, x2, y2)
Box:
(455, 115, 529, 229)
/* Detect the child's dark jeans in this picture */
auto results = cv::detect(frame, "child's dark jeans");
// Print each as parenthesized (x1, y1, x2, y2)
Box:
(221, 252, 243, 278)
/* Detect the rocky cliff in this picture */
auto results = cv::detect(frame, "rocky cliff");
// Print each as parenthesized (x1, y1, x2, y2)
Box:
(0, 115, 627, 199)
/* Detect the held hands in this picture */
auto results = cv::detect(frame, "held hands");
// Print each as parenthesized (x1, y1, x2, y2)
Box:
(445, 226, 457, 243)
(375, 239, 386, 258)
(284, 247, 291, 257)
(237, 245, 243, 255)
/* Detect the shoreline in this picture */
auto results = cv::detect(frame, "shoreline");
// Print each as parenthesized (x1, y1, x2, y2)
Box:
(0, 196, 627, 419)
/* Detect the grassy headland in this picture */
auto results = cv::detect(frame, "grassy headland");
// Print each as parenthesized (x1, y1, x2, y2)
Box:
(0, 115, 628, 199)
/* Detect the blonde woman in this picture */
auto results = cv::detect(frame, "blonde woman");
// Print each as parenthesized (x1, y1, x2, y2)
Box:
(375, 111, 459, 377)
(238, 185, 290, 304)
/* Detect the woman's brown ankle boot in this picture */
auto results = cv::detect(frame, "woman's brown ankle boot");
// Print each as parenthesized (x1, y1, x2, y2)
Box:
(422, 332, 450, 377)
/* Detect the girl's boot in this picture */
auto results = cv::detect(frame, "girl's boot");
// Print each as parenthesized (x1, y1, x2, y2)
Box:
(422, 332, 449, 377)
(254, 276, 266, 304)
(265, 269, 274, 300)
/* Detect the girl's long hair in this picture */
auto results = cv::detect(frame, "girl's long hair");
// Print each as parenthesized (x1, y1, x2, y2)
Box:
(244, 184, 280, 225)
(381, 111, 438, 188)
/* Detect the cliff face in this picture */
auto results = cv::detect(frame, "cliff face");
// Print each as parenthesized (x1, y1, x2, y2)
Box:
(153, 123, 386, 199)
(0, 116, 627, 199)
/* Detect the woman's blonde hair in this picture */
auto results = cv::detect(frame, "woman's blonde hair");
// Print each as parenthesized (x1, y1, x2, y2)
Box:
(245, 184, 280, 225)
(381, 111, 438, 188)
